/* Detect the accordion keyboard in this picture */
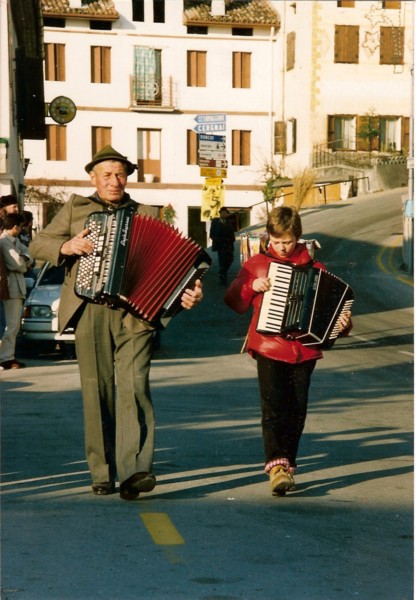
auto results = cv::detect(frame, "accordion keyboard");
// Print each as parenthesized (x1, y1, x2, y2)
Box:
(257, 262, 293, 333)
(75, 213, 112, 297)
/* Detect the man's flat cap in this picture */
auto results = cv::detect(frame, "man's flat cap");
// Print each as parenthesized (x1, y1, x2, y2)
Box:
(85, 145, 137, 175)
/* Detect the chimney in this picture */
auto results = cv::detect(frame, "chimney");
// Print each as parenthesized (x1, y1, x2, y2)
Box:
(68, 0, 83, 8)
(210, 1, 225, 16)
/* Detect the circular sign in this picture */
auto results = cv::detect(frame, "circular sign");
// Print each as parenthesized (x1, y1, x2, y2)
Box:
(49, 96, 77, 124)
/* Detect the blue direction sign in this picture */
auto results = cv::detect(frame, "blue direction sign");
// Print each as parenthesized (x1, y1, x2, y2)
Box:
(194, 113, 226, 133)
(194, 122, 226, 133)
(194, 113, 226, 124)
(198, 134, 226, 143)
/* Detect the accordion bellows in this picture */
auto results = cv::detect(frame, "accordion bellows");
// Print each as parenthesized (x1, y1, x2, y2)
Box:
(75, 208, 211, 328)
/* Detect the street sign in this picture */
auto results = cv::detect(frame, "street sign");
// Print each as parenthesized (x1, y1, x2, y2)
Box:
(194, 113, 226, 134)
(200, 167, 227, 178)
(194, 122, 226, 133)
(199, 158, 228, 168)
(194, 114, 226, 124)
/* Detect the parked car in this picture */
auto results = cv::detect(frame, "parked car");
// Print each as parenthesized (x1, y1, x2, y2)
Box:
(19, 262, 75, 357)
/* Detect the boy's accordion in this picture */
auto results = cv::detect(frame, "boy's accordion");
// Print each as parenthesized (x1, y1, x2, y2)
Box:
(74, 207, 211, 328)
(256, 262, 354, 347)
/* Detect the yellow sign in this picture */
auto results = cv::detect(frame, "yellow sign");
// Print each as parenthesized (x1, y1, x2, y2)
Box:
(201, 178, 225, 222)
(200, 167, 227, 178)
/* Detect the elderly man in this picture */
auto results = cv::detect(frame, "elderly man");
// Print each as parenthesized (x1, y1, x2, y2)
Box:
(30, 146, 203, 501)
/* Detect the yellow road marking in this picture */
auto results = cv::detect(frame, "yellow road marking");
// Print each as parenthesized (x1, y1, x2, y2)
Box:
(140, 512, 185, 546)
(376, 236, 413, 287)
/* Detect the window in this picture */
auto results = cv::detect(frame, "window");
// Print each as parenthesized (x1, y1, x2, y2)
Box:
(274, 120, 297, 154)
(187, 26, 208, 35)
(232, 28, 253, 36)
(132, 0, 144, 21)
(380, 27, 404, 65)
(328, 115, 356, 150)
(43, 17, 65, 27)
(334, 25, 359, 63)
(187, 51, 206, 87)
(153, 0, 165, 23)
(133, 47, 162, 104)
(137, 129, 161, 182)
(232, 130, 251, 166)
(90, 20, 112, 30)
(286, 32, 296, 71)
(187, 130, 199, 165)
(379, 117, 401, 152)
(46, 125, 66, 161)
(91, 46, 111, 83)
(337, 1, 355, 7)
(232, 52, 251, 88)
(45, 43, 65, 81)
(92, 127, 112, 156)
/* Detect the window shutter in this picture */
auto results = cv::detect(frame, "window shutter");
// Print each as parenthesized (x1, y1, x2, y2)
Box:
(335, 25, 359, 63)
(232, 130, 241, 165)
(401, 117, 409, 152)
(187, 130, 198, 165)
(380, 27, 404, 65)
(274, 121, 286, 154)
(286, 32, 295, 71)
(327, 115, 335, 148)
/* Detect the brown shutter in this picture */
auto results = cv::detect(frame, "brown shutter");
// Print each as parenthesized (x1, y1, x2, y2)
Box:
(232, 130, 240, 165)
(242, 52, 251, 88)
(335, 25, 359, 63)
(241, 131, 251, 165)
(197, 51, 206, 87)
(57, 44, 66, 81)
(187, 130, 198, 165)
(401, 117, 409, 152)
(380, 27, 404, 65)
(286, 32, 295, 71)
(45, 44, 55, 81)
(91, 47, 100, 82)
(327, 115, 335, 148)
(274, 121, 286, 154)
(102, 47, 111, 83)
(233, 52, 241, 88)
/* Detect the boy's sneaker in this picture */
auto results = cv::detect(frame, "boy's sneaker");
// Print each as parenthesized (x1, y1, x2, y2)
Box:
(269, 465, 295, 496)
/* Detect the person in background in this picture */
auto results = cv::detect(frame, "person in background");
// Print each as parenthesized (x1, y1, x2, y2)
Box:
(0, 195, 19, 230)
(0, 213, 33, 369)
(209, 207, 235, 285)
(29, 145, 204, 501)
(224, 206, 352, 496)
(19, 210, 34, 247)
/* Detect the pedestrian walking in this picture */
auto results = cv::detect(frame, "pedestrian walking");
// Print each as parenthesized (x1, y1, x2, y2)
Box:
(210, 207, 235, 285)
(29, 145, 204, 500)
(224, 206, 352, 495)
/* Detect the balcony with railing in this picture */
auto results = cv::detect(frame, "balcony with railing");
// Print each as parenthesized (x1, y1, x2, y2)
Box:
(130, 76, 178, 112)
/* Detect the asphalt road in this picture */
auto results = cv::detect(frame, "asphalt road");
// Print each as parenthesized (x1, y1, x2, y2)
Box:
(1, 188, 413, 600)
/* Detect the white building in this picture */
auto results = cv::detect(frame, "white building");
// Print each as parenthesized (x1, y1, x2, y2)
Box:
(0, 0, 45, 206)
(23, 0, 413, 243)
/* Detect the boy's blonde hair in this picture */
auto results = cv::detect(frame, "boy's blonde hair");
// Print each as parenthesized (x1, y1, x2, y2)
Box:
(266, 206, 302, 240)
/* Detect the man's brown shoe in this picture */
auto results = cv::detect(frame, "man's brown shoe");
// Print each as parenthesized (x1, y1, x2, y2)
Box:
(120, 472, 156, 501)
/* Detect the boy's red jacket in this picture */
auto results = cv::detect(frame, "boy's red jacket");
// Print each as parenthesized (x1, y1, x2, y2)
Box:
(224, 242, 326, 364)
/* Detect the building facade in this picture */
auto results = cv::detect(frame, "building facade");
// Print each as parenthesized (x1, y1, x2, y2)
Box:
(22, 0, 413, 243)
(0, 0, 45, 206)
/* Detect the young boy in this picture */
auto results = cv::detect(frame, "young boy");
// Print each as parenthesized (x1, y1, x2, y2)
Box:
(224, 206, 352, 496)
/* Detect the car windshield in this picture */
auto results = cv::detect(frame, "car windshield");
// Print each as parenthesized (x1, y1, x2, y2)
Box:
(38, 265, 65, 286)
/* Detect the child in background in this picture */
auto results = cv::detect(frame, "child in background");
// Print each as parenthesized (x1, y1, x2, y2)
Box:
(224, 206, 352, 496)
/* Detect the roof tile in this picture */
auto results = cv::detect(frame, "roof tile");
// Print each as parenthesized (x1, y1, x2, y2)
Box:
(41, 0, 118, 18)
(184, 0, 280, 27)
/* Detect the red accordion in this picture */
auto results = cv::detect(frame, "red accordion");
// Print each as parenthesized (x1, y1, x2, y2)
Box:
(75, 207, 211, 328)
